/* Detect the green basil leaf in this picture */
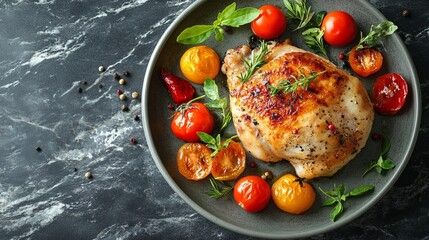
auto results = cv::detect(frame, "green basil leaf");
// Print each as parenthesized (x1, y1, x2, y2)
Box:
(322, 198, 336, 206)
(218, 2, 236, 20)
(204, 78, 221, 101)
(205, 102, 222, 109)
(330, 202, 343, 222)
(214, 27, 224, 42)
(380, 158, 395, 170)
(176, 25, 214, 44)
(349, 185, 375, 196)
(197, 132, 215, 145)
(381, 138, 391, 156)
(221, 7, 260, 27)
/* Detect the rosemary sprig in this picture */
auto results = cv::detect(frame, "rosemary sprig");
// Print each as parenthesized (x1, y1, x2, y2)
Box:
(267, 70, 326, 96)
(283, 0, 315, 31)
(206, 178, 233, 199)
(356, 21, 398, 50)
(239, 40, 271, 83)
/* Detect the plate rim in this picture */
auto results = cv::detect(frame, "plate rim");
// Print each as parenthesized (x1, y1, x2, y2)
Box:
(142, 0, 422, 238)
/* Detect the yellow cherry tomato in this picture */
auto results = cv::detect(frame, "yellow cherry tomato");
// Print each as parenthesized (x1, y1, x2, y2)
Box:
(271, 174, 316, 214)
(180, 46, 220, 84)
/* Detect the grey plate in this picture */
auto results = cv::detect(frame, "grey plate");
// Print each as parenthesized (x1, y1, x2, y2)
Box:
(142, 0, 421, 238)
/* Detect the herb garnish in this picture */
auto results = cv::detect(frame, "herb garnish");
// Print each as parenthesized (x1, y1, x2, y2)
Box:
(177, 2, 260, 44)
(203, 79, 232, 131)
(239, 40, 271, 83)
(206, 178, 233, 199)
(197, 132, 238, 157)
(319, 184, 375, 222)
(363, 138, 395, 176)
(267, 70, 326, 96)
(302, 27, 327, 56)
(356, 21, 398, 50)
(283, 0, 315, 31)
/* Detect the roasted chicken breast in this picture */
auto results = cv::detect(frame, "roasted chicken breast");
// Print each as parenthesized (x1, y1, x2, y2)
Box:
(221, 40, 374, 179)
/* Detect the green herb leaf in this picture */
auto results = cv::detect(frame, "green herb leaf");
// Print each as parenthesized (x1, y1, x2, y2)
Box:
(363, 137, 395, 176)
(349, 185, 375, 196)
(320, 184, 374, 222)
(221, 7, 261, 27)
(239, 40, 271, 83)
(267, 70, 326, 96)
(176, 25, 214, 44)
(198, 132, 237, 157)
(177, 2, 260, 45)
(302, 27, 327, 56)
(283, 0, 315, 31)
(203, 79, 232, 131)
(206, 178, 233, 199)
(330, 202, 343, 222)
(356, 21, 398, 50)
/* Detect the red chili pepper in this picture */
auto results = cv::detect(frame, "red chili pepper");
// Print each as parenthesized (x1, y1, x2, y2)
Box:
(161, 68, 195, 105)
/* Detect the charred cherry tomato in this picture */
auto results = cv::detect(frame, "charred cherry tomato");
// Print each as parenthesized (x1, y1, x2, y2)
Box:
(177, 143, 212, 180)
(321, 11, 357, 47)
(161, 68, 195, 105)
(171, 102, 214, 142)
(180, 46, 220, 84)
(212, 140, 246, 181)
(348, 46, 383, 77)
(271, 174, 315, 214)
(234, 175, 271, 212)
(251, 4, 287, 40)
(372, 73, 408, 115)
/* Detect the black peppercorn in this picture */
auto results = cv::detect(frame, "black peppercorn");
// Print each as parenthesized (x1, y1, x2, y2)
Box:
(113, 73, 120, 80)
(248, 35, 261, 49)
(77, 87, 83, 93)
(99, 84, 103, 89)
(133, 115, 140, 121)
(35, 146, 42, 152)
(123, 70, 129, 76)
(121, 104, 129, 112)
(402, 9, 409, 17)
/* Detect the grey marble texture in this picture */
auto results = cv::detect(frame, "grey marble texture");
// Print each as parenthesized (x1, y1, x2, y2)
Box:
(0, 0, 427, 239)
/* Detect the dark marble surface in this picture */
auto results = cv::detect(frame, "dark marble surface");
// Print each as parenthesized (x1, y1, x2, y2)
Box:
(0, 0, 427, 239)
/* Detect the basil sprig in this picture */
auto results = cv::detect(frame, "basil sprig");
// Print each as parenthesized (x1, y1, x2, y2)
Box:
(203, 79, 232, 131)
(363, 138, 395, 176)
(320, 184, 375, 222)
(177, 2, 260, 44)
(356, 21, 398, 50)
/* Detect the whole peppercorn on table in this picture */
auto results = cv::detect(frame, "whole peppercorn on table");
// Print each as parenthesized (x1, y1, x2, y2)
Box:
(0, 0, 428, 239)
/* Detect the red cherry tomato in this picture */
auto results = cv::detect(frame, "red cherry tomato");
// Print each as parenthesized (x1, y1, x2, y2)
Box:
(171, 102, 214, 142)
(251, 4, 287, 40)
(234, 175, 271, 212)
(348, 46, 384, 77)
(372, 73, 408, 115)
(321, 11, 357, 46)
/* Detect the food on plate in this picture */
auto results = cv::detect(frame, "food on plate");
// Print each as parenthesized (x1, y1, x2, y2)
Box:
(372, 73, 408, 115)
(271, 174, 316, 214)
(211, 140, 246, 181)
(176, 2, 260, 44)
(177, 143, 213, 180)
(233, 175, 271, 212)
(348, 46, 383, 77)
(171, 100, 214, 142)
(251, 4, 287, 39)
(161, 68, 195, 105)
(180, 46, 221, 84)
(282, 0, 315, 31)
(349, 21, 398, 77)
(321, 11, 357, 47)
(221, 40, 374, 179)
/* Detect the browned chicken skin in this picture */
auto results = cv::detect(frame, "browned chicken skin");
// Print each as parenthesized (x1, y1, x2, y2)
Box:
(221, 40, 374, 179)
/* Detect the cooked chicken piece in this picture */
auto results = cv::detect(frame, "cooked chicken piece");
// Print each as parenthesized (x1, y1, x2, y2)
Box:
(221, 40, 374, 179)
